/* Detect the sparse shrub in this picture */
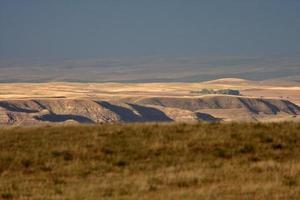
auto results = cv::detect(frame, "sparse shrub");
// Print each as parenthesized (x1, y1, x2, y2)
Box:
(173, 177, 199, 188)
(101, 147, 114, 155)
(51, 150, 74, 161)
(209, 161, 223, 168)
(80, 170, 92, 178)
(52, 177, 66, 185)
(63, 151, 74, 161)
(54, 187, 63, 195)
(148, 184, 158, 191)
(272, 143, 283, 150)
(230, 133, 241, 140)
(102, 188, 114, 197)
(249, 156, 260, 162)
(283, 175, 298, 187)
(147, 177, 162, 191)
(114, 160, 127, 167)
(1, 193, 13, 199)
(261, 136, 273, 143)
(21, 159, 32, 168)
(214, 148, 232, 159)
(239, 144, 255, 154)
(39, 164, 52, 172)
(51, 150, 62, 157)
(0, 158, 12, 174)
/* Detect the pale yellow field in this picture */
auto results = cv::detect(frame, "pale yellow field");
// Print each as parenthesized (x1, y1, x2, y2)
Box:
(0, 78, 299, 105)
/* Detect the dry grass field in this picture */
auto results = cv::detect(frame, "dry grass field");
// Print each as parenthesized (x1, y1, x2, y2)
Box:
(0, 122, 300, 199)
(0, 78, 299, 104)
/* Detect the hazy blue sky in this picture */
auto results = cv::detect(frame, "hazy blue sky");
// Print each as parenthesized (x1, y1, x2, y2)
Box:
(1, 0, 300, 60)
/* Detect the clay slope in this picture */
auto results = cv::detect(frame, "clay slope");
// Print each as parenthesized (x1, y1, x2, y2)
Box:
(0, 96, 299, 125)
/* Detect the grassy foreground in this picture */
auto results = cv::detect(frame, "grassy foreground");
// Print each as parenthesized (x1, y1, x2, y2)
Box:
(0, 122, 300, 200)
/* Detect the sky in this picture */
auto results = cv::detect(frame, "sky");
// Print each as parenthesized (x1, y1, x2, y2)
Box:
(1, 0, 300, 61)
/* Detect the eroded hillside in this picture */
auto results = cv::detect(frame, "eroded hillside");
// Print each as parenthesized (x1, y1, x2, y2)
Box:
(0, 95, 299, 125)
(0, 79, 299, 125)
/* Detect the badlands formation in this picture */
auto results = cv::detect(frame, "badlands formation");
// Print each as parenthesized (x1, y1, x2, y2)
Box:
(0, 78, 299, 125)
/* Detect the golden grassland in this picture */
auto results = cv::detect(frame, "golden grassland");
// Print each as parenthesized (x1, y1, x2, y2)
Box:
(0, 122, 300, 199)
(0, 81, 300, 105)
